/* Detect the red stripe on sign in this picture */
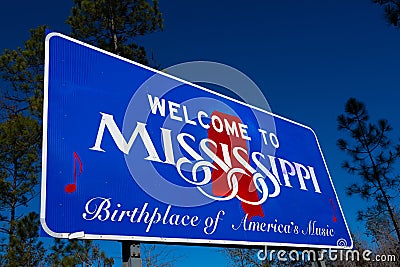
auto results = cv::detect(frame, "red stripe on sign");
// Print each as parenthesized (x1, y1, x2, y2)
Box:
(207, 111, 264, 219)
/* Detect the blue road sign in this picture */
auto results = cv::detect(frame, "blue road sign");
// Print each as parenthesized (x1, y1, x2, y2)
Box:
(41, 32, 352, 249)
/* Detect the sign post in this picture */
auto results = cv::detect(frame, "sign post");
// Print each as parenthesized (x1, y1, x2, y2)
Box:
(122, 242, 141, 267)
(41, 32, 353, 251)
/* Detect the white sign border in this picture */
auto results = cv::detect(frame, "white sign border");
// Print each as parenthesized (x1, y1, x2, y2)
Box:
(41, 32, 353, 249)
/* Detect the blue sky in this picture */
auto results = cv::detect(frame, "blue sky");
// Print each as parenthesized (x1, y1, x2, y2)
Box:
(1, 0, 400, 266)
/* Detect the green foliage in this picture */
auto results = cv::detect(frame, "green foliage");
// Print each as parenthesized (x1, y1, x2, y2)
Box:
(0, 112, 41, 265)
(337, 97, 400, 246)
(0, 114, 41, 229)
(372, 0, 400, 28)
(0, 212, 46, 266)
(0, 24, 46, 266)
(46, 239, 114, 266)
(5, 212, 46, 266)
(66, 0, 163, 65)
(0, 25, 116, 266)
(0, 1, 164, 265)
(0, 26, 46, 119)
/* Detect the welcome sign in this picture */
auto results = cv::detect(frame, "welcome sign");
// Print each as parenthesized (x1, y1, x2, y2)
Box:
(41, 33, 352, 249)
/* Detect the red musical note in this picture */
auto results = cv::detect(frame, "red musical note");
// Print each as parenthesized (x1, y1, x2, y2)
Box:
(65, 152, 83, 193)
(329, 198, 337, 222)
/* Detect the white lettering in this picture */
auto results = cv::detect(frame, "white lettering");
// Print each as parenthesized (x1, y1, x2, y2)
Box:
(147, 94, 166, 117)
(89, 113, 161, 163)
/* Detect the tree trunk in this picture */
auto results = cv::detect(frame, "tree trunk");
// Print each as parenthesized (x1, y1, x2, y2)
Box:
(376, 177, 400, 245)
(8, 157, 17, 251)
(356, 115, 400, 246)
(108, 2, 119, 55)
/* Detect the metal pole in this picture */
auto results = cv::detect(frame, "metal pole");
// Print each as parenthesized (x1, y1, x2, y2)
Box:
(311, 261, 326, 267)
(310, 250, 326, 267)
(122, 241, 142, 267)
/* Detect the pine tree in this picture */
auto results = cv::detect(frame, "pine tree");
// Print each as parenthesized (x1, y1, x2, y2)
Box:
(1, 2, 164, 265)
(0, 113, 41, 265)
(0, 26, 45, 265)
(0, 26, 46, 119)
(8, 212, 46, 266)
(337, 98, 400, 247)
(66, 0, 163, 65)
(65, 2, 164, 264)
(372, 0, 400, 28)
